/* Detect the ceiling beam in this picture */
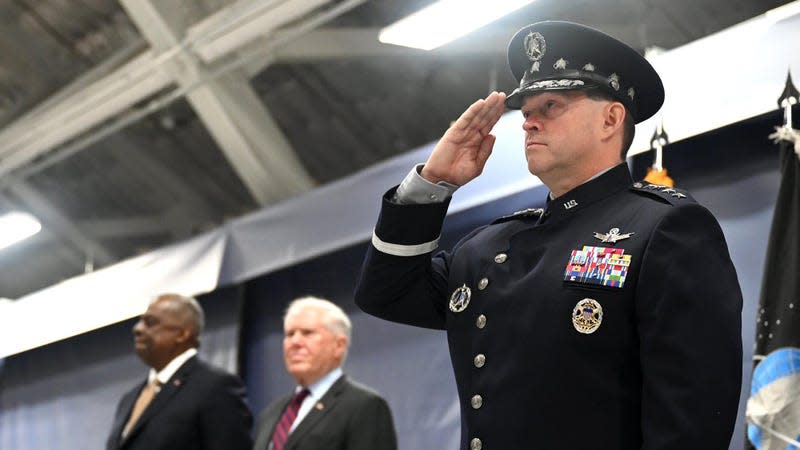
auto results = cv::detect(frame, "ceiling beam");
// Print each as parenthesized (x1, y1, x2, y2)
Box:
(119, 0, 316, 205)
(0, 49, 172, 178)
(187, 0, 332, 63)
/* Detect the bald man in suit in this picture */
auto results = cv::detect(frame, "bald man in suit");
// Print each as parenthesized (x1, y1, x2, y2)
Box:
(253, 296, 396, 450)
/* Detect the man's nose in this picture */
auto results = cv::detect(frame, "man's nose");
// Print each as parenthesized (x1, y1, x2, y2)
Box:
(523, 116, 541, 132)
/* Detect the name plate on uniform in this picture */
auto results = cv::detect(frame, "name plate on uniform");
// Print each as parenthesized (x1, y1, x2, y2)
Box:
(563, 246, 631, 288)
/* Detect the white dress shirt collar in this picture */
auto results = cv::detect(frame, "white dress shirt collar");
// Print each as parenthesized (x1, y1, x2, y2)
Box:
(147, 347, 198, 385)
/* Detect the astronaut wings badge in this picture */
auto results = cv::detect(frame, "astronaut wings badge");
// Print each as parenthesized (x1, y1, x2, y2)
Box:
(593, 227, 633, 243)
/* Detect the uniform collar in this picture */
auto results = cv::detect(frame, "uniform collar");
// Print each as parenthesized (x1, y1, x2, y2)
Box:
(542, 163, 632, 223)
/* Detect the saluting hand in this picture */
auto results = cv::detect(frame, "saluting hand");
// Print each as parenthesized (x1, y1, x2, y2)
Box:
(421, 91, 506, 186)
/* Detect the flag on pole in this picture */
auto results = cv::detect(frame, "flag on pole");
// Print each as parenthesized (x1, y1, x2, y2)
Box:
(643, 122, 675, 187)
(746, 73, 800, 449)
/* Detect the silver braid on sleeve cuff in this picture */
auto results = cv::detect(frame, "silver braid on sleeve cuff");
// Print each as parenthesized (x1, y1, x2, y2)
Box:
(371, 229, 440, 256)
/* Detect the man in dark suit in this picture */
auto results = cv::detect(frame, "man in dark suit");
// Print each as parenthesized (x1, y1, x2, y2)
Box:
(106, 293, 253, 450)
(355, 21, 743, 450)
(252, 296, 397, 450)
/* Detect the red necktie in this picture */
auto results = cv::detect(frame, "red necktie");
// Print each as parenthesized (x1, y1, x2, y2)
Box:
(270, 388, 310, 450)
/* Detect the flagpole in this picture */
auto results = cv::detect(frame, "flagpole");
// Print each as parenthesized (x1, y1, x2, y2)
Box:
(778, 70, 798, 129)
(643, 122, 674, 187)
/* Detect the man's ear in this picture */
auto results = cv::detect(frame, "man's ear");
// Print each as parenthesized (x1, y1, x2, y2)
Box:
(335, 335, 348, 357)
(601, 101, 626, 139)
(175, 326, 193, 344)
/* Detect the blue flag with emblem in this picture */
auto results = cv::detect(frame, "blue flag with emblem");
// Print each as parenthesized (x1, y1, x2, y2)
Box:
(746, 121, 800, 450)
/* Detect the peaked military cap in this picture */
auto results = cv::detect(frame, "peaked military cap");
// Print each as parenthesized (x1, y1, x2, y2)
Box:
(505, 21, 664, 123)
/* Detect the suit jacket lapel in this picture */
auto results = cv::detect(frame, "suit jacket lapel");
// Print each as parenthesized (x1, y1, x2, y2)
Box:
(285, 375, 347, 449)
(254, 395, 292, 450)
(122, 357, 197, 444)
(109, 382, 144, 448)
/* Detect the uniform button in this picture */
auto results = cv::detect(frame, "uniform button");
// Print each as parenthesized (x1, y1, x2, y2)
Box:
(494, 253, 507, 263)
(474, 354, 486, 368)
(471, 395, 483, 409)
(476, 314, 487, 329)
(470, 438, 482, 450)
(477, 278, 489, 290)
(429, 194, 438, 201)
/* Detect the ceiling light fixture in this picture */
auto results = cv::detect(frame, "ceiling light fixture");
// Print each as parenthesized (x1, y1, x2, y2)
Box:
(378, 0, 537, 51)
(0, 212, 41, 251)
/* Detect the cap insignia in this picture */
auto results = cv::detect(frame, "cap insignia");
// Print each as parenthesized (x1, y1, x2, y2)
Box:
(529, 79, 585, 90)
(524, 31, 546, 62)
(554, 58, 568, 70)
(531, 61, 540, 72)
(582, 63, 595, 71)
(530, 80, 586, 89)
(609, 73, 620, 91)
(627, 87, 635, 100)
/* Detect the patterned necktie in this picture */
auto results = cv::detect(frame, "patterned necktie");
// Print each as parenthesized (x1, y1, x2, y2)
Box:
(270, 388, 310, 450)
(123, 378, 161, 437)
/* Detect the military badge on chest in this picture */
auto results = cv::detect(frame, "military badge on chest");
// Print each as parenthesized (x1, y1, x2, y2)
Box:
(573, 298, 603, 334)
(449, 284, 471, 313)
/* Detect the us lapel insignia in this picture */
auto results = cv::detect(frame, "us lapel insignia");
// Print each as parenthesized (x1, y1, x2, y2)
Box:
(593, 227, 634, 243)
(449, 284, 471, 313)
(572, 298, 603, 334)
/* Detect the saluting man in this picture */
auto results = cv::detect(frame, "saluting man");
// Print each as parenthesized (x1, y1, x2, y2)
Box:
(355, 20, 743, 450)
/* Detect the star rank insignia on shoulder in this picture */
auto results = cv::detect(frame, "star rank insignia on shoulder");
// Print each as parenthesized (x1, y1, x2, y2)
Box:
(491, 207, 544, 224)
(631, 181, 694, 205)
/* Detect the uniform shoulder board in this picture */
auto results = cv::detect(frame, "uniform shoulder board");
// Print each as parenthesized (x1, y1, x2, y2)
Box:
(630, 181, 695, 205)
(491, 207, 544, 225)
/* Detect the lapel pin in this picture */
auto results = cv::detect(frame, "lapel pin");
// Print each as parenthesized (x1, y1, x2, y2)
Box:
(315, 402, 324, 410)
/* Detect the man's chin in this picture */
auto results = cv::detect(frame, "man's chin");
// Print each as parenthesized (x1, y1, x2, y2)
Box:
(527, 162, 543, 178)
(134, 345, 150, 362)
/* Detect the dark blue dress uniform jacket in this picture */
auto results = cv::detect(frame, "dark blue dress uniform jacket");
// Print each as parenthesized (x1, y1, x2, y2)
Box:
(355, 163, 743, 450)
